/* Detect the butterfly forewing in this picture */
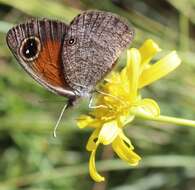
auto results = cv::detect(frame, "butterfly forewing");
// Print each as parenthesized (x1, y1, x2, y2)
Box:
(62, 10, 134, 97)
(6, 19, 75, 97)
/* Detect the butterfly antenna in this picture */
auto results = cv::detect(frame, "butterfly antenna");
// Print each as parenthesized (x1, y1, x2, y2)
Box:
(53, 103, 68, 138)
(53, 98, 75, 138)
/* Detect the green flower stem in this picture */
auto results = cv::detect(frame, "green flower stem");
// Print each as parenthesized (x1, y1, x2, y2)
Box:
(135, 113, 195, 127)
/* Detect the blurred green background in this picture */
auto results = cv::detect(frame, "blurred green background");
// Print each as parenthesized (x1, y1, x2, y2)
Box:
(0, 0, 195, 189)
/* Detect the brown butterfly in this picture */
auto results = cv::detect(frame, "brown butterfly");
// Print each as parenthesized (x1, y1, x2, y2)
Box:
(6, 10, 135, 136)
(6, 10, 134, 107)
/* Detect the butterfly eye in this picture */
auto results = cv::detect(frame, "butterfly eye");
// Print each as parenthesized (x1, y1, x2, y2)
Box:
(20, 36, 41, 61)
(67, 38, 76, 46)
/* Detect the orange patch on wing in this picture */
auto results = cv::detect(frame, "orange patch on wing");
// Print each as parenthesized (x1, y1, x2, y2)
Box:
(32, 40, 67, 88)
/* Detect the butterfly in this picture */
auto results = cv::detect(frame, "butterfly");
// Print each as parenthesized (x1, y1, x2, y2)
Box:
(6, 10, 135, 136)
(6, 10, 134, 107)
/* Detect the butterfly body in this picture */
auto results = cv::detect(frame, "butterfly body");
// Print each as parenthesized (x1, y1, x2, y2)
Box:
(6, 10, 134, 104)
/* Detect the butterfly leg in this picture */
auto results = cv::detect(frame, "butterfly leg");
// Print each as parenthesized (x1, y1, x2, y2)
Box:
(94, 89, 126, 106)
(71, 82, 91, 97)
(88, 95, 108, 109)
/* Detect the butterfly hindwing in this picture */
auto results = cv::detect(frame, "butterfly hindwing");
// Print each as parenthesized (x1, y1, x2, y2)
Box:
(62, 10, 134, 97)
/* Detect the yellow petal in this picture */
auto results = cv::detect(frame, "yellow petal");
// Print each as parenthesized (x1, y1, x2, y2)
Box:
(139, 51, 181, 88)
(119, 114, 135, 126)
(112, 136, 141, 165)
(135, 98, 160, 116)
(126, 48, 141, 100)
(104, 71, 121, 84)
(77, 115, 94, 129)
(120, 68, 131, 94)
(119, 131, 134, 149)
(86, 128, 101, 151)
(139, 39, 161, 67)
(89, 144, 105, 182)
(99, 120, 119, 145)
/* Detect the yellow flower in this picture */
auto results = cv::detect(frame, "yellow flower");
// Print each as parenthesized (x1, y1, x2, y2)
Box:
(77, 39, 181, 182)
